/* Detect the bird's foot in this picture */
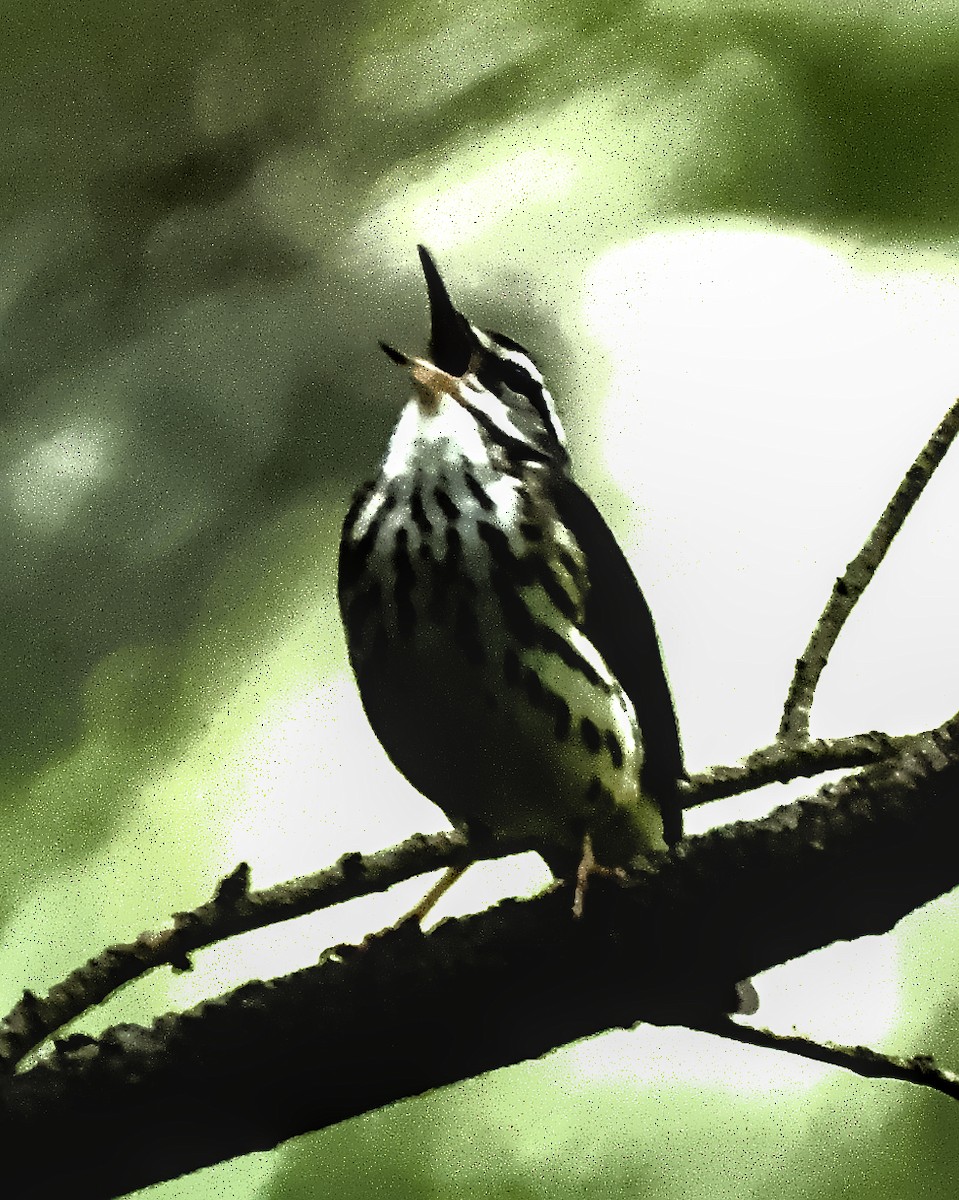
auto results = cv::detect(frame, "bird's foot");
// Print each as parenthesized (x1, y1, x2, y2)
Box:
(573, 833, 627, 918)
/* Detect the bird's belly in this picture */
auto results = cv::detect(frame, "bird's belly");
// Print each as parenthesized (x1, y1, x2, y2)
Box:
(352, 588, 666, 866)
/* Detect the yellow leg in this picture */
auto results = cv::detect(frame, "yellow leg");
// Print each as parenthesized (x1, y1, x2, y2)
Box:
(403, 863, 470, 925)
(573, 833, 627, 918)
(573, 834, 596, 919)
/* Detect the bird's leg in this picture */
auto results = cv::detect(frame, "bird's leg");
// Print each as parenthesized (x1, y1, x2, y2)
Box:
(319, 863, 470, 963)
(573, 834, 597, 918)
(401, 863, 470, 925)
(573, 833, 627, 918)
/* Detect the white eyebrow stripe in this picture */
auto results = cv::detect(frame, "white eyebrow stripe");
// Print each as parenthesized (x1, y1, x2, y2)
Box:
(472, 326, 546, 384)
(469, 324, 568, 450)
(537, 384, 567, 448)
(460, 378, 529, 443)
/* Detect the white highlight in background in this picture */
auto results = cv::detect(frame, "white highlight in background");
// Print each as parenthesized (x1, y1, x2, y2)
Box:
(579, 227, 959, 1062)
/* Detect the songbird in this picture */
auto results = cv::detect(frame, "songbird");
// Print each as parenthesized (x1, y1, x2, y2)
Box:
(338, 247, 684, 917)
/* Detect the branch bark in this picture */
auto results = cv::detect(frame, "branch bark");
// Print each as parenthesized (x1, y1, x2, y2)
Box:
(0, 726, 920, 1073)
(3, 723, 958, 1199)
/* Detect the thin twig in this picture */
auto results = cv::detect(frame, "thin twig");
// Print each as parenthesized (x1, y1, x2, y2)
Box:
(779, 396, 959, 742)
(683, 731, 914, 806)
(0, 829, 530, 1073)
(699, 1018, 959, 1102)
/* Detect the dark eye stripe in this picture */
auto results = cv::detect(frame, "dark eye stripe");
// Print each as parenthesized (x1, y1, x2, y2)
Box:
(499, 365, 563, 448)
(475, 337, 562, 446)
(498, 360, 535, 393)
(458, 394, 550, 464)
(487, 330, 533, 359)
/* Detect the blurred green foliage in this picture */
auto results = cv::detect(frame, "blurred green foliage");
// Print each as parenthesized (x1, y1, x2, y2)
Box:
(2, 1, 959, 1196)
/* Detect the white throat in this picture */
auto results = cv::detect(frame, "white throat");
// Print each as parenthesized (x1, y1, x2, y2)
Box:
(381, 392, 492, 481)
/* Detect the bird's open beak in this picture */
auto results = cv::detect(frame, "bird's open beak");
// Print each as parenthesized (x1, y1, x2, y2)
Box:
(379, 247, 475, 410)
(379, 342, 460, 413)
(409, 358, 460, 412)
(418, 245, 474, 376)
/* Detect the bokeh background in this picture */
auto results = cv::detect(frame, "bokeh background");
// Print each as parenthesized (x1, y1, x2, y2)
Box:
(4, 2, 959, 1195)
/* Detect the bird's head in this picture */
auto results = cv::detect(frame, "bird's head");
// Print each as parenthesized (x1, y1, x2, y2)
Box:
(381, 246, 569, 469)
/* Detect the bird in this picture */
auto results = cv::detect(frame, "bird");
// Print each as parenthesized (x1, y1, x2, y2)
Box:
(338, 246, 684, 919)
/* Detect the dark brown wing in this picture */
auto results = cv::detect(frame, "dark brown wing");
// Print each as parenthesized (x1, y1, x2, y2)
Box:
(551, 476, 685, 844)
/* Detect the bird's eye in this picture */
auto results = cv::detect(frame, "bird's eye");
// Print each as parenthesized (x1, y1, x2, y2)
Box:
(497, 360, 536, 396)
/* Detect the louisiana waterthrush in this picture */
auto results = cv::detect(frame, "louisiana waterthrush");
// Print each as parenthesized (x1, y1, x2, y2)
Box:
(338, 247, 684, 916)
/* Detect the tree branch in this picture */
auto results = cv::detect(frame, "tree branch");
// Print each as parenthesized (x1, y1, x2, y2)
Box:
(698, 1018, 959, 1101)
(0, 829, 537, 1073)
(779, 395, 959, 741)
(0, 723, 933, 1071)
(0, 724, 920, 1071)
(3, 720, 959, 1199)
(683, 730, 913, 805)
